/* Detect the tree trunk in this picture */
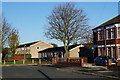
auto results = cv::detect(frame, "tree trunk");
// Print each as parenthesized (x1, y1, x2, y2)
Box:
(64, 50, 69, 58)
(64, 45, 69, 58)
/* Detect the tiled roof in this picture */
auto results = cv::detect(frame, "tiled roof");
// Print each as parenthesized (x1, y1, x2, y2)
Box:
(17, 41, 39, 48)
(38, 44, 80, 53)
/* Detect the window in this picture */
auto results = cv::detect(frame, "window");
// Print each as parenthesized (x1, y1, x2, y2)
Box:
(36, 47, 40, 49)
(98, 31, 100, 40)
(101, 30, 104, 39)
(99, 30, 104, 40)
(118, 27, 120, 38)
(100, 48, 102, 56)
(93, 32, 98, 42)
(118, 47, 120, 59)
(111, 28, 115, 38)
(107, 29, 111, 39)
(112, 47, 116, 58)
(41, 53, 43, 57)
(103, 48, 106, 56)
(27, 47, 30, 50)
(45, 53, 47, 57)
(107, 47, 111, 57)
(21, 48, 24, 50)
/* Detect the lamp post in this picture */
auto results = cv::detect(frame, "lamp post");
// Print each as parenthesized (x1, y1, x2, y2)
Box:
(23, 45, 26, 64)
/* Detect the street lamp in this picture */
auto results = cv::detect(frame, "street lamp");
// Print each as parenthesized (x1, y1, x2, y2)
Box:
(23, 45, 26, 64)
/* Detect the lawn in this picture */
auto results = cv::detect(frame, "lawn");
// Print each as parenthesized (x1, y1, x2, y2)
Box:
(1, 60, 51, 65)
(2, 60, 38, 65)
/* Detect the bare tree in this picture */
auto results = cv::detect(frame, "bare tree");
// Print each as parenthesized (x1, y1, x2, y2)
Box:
(0, 16, 2, 63)
(0, 17, 19, 62)
(45, 3, 90, 57)
(81, 29, 93, 48)
(80, 29, 93, 43)
(1, 17, 12, 47)
(0, 17, 12, 62)
(8, 29, 19, 56)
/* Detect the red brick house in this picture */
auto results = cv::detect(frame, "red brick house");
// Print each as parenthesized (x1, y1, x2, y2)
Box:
(93, 15, 120, 66)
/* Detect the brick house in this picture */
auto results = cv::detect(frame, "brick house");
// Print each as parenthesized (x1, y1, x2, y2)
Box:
(92, 15, 120, 66)
(16, 41, 53, 58)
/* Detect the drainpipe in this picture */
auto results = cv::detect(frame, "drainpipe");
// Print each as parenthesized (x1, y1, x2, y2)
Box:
(104, 26, 106, 56)
(114, 25, 117, 60)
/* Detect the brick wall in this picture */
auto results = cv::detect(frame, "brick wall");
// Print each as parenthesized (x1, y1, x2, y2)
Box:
(4, 55, 24, 60)
(52, 57, 87, 67)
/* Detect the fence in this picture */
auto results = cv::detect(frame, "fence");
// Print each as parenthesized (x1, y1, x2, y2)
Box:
(3, 58, 41, 64)
(52, 57, 87, 67)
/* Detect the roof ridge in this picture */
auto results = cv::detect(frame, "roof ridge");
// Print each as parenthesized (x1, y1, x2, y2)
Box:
(18, 41, 40, 48)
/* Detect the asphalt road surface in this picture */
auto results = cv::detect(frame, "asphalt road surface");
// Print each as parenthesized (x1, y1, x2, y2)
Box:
(1, 65, 115, 80)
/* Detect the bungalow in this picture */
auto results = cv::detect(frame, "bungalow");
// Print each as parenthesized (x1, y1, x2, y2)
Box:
(38, 44, 82, 58)
(16, 41, 53, 58)
(92, 15, 120, 66)
(38, 44, 94, 62)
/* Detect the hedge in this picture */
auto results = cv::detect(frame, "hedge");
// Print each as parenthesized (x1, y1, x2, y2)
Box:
(5, 54, 31, 59)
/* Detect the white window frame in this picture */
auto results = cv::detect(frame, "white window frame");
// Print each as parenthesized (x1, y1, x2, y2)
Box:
(107, 29, 111, 39)
(111, 47, 115, 58)
(107, 47, 111, 57)
(118, 47, 120, 59)
(111, 28, 115, 39)
(98, 31, 100, 40)
(118, 27, 120, 38)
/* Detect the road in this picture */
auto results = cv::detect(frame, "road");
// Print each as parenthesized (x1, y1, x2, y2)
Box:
(2, 65, 115, 80)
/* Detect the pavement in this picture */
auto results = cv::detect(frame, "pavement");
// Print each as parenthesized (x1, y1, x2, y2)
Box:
(40, 64, 120, 80)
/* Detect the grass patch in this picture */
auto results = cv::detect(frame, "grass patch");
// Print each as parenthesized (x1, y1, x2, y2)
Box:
(2, 60, 38, 65)
(1, 60, 52, 65)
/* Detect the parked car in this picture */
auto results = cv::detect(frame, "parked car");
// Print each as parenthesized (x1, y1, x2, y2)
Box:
(94, 56, 118, 66)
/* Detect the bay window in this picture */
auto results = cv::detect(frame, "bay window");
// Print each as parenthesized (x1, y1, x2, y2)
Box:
(111, 28, 115, 38)
(118, 47, 120, 59)
(107, 29, 111, 39)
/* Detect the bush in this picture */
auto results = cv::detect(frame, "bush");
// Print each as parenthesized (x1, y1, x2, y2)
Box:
(15, 54, 31, 58)
(4, 53, 13, 59)
(4, 54, 31, 59)
(25, 54, 31, 58)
